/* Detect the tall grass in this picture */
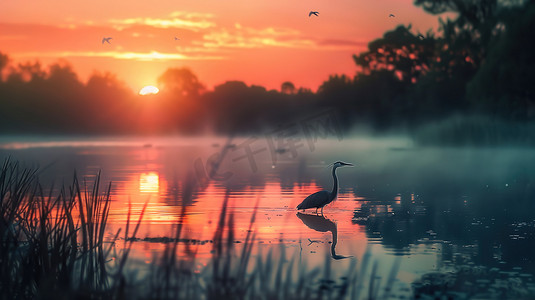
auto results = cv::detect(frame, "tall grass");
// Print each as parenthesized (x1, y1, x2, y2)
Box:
(0, 157, 397, 299)
(0, 158, 126, 299)
(141, 189, 369, 300)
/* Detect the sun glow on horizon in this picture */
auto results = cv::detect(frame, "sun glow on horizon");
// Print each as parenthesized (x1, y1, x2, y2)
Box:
(139, 85, 160, 95)
(0, 1, 447, 90)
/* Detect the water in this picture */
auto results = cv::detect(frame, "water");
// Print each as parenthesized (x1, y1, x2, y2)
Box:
(2, 135, 535, 297)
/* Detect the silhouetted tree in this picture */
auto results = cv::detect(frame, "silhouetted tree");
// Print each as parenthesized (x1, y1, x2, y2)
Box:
(12, 61, 47, 83)
(355, 70, 408, 129)
(414, 0, 502, 64)
(411, 0, 531, 120)
(0, 52, 8, 82)
(39, 62, 85, 130)
(1, 0, 533, 141)
(466, 1, 535, 121)
(280, 81, 296, 95)
(202, 81, 269, 133)
(317, 75, 357, 128)
(154, 67, 206, 133)
(351, 25, 436, 128)
(83, 71, 134, 133)
(158, 67, 204, 98)
(354, 25, 435, 85)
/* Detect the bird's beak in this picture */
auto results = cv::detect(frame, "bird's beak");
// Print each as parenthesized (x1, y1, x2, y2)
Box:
(342, 162, 354, 167)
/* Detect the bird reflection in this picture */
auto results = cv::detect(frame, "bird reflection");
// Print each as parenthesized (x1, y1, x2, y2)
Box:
(296, 212, 352, 260)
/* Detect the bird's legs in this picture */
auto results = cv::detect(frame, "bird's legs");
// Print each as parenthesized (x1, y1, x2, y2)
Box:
(320, 207, 324, 216)
(315, 208, 319, 215)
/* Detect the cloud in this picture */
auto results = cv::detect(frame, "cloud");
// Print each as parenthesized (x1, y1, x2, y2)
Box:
(194, 25, 362, 51)
(0, 13, 362, 67)
(109, 11, 216, 31)
(197, 26, 315, 49)
(15, 50, 224, 61)
(169, 11, 215, 19)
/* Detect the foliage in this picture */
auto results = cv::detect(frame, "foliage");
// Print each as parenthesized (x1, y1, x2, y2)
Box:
(0, 0, 534, 142)
(0, 159, 124, 299)
(280, 81, 296, 95)
(466, 1, 535, 121)
(354, 25, 435, 85)
(158, 67, 204, 98)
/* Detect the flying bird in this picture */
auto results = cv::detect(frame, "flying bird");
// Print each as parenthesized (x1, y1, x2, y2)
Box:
(309, 11, 319, 17)
(174, 37, 180, 41)
(102, 37, 112, 44)
(418, 34, 425, 40)
(389, 14, 395, 18)
(297, 161, 353, 215)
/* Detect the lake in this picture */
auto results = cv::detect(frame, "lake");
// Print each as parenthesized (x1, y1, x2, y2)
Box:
(2, 134, 535, 298)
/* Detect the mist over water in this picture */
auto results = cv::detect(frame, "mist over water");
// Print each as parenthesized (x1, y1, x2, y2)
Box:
(2, 134, 534, 296)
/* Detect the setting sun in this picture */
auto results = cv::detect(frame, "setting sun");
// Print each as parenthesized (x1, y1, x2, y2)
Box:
(139, 85, 160, 96)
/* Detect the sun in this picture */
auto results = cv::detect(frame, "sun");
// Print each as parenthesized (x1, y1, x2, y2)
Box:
(139, 85, 160, 95)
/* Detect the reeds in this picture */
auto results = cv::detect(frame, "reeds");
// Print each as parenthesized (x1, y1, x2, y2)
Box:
(0, 157, 398, 299)
(0, 158, 127, 299)
(141, 184, 387, 300)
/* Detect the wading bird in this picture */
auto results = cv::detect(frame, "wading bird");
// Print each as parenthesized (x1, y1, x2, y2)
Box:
(297, 161, 353, 215)
(309, 11, 319, 17)
(102, 37, 112, 44)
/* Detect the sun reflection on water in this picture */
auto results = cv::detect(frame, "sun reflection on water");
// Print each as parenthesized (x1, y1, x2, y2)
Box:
(139, 172, 159, 193)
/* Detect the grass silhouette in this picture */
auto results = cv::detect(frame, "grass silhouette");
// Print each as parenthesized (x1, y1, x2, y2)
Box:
(0, 157, 399, 299)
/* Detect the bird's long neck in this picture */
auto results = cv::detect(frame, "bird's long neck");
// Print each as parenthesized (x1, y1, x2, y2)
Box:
(330, 167, 338, 201)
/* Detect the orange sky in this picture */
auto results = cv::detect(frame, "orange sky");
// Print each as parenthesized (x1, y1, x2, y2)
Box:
(0, 0, 448, 92)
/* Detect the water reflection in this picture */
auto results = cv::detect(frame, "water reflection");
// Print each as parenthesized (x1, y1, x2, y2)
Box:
(296, 212, 352, 260)
(139, 172, 159, 193)
(3, 136, 535, 287)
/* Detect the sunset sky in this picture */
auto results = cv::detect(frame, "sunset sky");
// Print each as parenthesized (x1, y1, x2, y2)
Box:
(0, 0, 449, 92)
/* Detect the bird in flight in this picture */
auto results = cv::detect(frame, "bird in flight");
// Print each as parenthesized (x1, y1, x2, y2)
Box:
(389, 14, 395, 18)
(418, 34, 425, 40)
(309, 11, 319, 17)
(174, 37, 180, 41)
(102, 37, 112, 44)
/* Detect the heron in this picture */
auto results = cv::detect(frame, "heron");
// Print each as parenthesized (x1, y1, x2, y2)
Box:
(297, 161, 353, 215)
(309, 11, 319, 17)
(102, 37, 112, 44)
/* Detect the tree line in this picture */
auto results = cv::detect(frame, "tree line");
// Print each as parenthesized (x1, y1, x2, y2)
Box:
(1, 0, 534, 136)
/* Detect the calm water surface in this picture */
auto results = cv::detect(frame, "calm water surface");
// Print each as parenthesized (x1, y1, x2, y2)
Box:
(2, 135, 535, 296)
